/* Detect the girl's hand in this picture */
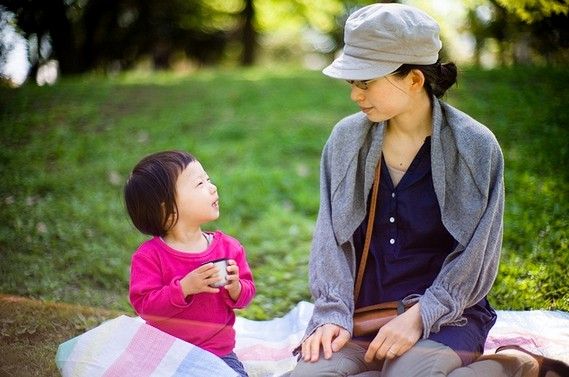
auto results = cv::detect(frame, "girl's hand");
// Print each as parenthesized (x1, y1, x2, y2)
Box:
(224, 259, 242, 301)
(300, 324, 351, 362)
(180, 263, 221, 296)
(364, 303, 423, 362)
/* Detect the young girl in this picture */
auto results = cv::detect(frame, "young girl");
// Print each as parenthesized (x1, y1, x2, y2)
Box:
(124, 150, 255, 377)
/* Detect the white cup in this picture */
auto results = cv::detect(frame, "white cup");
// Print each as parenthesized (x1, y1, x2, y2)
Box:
(208, 259, 229, 287)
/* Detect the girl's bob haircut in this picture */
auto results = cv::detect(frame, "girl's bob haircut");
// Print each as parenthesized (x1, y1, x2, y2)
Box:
(124, 150, 195, 237)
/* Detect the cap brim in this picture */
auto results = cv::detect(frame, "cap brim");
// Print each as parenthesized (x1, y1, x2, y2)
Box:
(322, 52, 402, 80)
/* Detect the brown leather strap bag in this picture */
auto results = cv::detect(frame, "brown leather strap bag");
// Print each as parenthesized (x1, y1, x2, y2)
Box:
(352, 157, 407, 337)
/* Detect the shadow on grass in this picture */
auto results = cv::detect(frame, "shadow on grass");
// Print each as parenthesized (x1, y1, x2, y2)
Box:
(0, 294, 127, 377)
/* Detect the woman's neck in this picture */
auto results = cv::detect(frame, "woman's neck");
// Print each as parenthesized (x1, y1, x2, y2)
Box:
(382, 93, 433, 172)
(387, 93, 432, 141)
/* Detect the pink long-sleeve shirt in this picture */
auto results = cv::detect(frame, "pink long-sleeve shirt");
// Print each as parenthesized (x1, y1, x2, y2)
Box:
(129, 231, 255, 356)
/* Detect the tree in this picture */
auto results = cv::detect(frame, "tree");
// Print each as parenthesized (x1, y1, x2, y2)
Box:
(1, 0, 252, 76)
(499, 1, 569, 65)
(241, 0, 256, 66)
(2, 0, 74, 76)
(495, 0, 569, 22)
(1, 0, 421, 80)
(465, 0, 569, 66)
(528, 12, 569, 64)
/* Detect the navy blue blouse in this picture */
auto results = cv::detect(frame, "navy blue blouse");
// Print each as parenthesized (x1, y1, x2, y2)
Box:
(353, 137, 496, 365)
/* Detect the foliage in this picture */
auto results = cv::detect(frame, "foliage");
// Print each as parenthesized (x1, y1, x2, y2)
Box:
(1, 0, 248, 74)
(0, 67, 568, 321)
(3, 0, 569, 83)
(465, 0, 569, 65)
(256, 0, 345, 33)
(495, 0, 569, 22)
(0, 0, 357, 76)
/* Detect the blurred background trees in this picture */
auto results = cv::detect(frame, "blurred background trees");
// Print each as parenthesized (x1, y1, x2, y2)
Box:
(0, 0, 568, 86)
(466, 0, 569, 66)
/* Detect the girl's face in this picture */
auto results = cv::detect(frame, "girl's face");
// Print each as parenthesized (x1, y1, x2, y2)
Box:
(172, 160, 219, 228)
(349, 73, 417, 123)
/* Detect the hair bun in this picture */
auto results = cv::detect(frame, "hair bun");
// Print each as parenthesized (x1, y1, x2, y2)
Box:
(432, 62, 457, 97)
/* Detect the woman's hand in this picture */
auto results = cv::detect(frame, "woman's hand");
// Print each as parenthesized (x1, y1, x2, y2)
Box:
(180, 263, 221, 296)
(364, 303, 423, 362)
(225, 259, 242, 301)
(301, 324, 351, 362)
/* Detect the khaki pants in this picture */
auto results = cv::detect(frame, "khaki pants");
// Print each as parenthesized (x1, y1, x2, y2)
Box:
(290, 339, 538, 377)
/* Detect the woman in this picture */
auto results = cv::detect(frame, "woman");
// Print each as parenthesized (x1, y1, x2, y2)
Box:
(291, 3, 568, 377)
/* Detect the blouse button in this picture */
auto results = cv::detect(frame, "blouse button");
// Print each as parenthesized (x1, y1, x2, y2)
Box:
(389, 217, 395, 223)
(389, 238, 395, 245)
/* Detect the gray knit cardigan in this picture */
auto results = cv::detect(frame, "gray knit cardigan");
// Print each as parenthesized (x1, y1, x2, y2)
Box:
(304, 98, 504, 341)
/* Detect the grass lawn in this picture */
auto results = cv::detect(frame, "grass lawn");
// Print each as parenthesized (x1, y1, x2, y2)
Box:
(0, 66, 568, 375)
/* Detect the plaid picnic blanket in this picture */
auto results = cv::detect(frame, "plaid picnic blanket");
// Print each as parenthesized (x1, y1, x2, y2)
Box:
(56, 301, 569, 377)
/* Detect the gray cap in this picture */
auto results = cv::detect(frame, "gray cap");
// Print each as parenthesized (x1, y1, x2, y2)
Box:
(323, 3, 442, 80)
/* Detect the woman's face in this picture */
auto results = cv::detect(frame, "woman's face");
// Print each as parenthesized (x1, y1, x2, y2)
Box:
(349, 73, 416, 123)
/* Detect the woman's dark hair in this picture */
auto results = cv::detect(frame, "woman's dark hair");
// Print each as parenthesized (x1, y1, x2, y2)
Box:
(124, 151, 195, 237)
(393, 61, 457, 98)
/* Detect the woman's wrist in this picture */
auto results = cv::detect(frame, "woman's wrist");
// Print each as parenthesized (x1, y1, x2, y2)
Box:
(407, 302, 424, 333)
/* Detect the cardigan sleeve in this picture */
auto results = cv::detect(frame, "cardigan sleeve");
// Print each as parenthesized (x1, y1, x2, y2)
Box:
(302, 139, 356, 341)
(416, 136, 505, 338)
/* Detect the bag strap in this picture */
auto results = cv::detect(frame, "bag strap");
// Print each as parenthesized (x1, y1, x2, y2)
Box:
(354, 156, 382, 303)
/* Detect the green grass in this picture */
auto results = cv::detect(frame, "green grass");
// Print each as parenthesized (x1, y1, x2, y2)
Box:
(0, 66, 568, 321)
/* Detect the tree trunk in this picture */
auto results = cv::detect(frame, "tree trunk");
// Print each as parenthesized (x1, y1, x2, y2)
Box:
(46, 0, 77, 74)
(240, 0, 256, 66)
